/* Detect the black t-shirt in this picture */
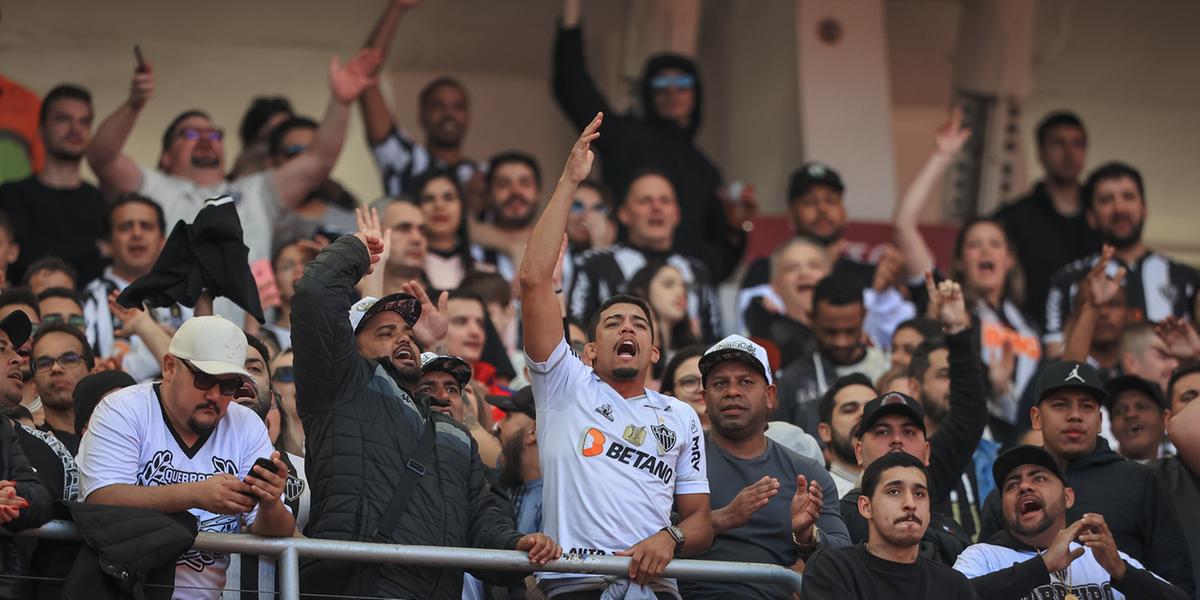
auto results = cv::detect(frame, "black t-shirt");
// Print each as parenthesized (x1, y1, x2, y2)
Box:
(993, 184, 1100, 329)
(0, 175, 107, 285)
(802, 543, 979, 600)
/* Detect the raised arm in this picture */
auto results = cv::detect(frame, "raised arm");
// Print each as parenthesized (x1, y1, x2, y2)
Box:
(86, 64, 154, 195)
(553, 0, 613, 130)
(1062, 246, 1124, 362)
(520, 113, 602, 362)
(894, 108, 971, 280)
(359, 0, 420, 145)
(272, 50, 380, 209)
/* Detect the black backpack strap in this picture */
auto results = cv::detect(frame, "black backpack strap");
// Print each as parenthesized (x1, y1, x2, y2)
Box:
(371, 417, 437, 541)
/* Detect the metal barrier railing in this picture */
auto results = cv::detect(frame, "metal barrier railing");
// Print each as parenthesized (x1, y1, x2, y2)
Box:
(13, 520, 803, 599)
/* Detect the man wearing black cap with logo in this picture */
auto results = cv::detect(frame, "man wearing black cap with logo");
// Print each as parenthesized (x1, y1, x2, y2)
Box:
(418, 352, 474, 423)
(954, 444, 1187, 600)
(489, 387, 543, 536)
(0, 310, 54, 599)
(978, 361, 1195, 595)
(1106, 375, 1172, 463)
(292, 231, 559, 600)
(681, 335, 849, 600)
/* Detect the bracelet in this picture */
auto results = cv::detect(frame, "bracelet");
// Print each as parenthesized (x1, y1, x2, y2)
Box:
(554, 288, 563, 294)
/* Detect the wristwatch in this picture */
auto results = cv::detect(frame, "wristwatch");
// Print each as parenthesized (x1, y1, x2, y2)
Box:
(793, 524, 821, 556)
(662, 525, 686, 557)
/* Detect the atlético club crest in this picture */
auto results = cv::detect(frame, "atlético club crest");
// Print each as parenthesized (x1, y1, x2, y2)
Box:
(651, 424, 677, 454)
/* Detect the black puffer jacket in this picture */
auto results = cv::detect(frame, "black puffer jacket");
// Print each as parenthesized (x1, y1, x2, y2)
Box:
(0, 417, 53, 599)
(293, 236, 524, 599)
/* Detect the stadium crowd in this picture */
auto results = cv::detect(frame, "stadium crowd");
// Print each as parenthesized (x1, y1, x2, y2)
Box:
(0, 0, 1198, 599)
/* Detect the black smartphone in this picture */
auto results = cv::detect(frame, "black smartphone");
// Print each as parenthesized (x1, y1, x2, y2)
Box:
(249, 456, 280, 479)
(134, 44, 147, 73)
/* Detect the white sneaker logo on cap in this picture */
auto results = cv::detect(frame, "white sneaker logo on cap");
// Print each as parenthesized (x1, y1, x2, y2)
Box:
(1065, 364, 1085, 384)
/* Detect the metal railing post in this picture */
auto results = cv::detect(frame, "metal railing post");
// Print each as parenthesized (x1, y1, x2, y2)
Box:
(278, 546, 300, 600)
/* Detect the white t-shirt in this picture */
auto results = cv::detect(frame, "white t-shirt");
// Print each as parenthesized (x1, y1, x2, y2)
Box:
(527, 339, 709, 587)
(77, 382, 281, 600)
(954, 540, 1161, 600)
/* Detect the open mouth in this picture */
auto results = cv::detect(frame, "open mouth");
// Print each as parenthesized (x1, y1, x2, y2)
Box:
(394, 346, 414, 361)
(978, 259, 996, 274)
(616, 339, 638, 359)
(1019, 496, 1043, 516)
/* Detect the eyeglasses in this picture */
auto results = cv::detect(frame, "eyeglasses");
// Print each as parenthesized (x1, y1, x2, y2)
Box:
(272, 366, 295, 384)
(33, 351, 85, 372)
(180, 359, 243, 396)
(175, 127, 224, 143)
(570, 200, 608, 215)
(41, 313, 87, 332)
(674, 375, 702, 395)
(281, 144, 307, 158)
(650, 74, 696, 90)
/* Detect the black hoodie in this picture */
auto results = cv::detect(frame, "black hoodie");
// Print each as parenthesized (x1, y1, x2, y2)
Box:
(978, 438, 1195, 596)
(553, 23, 745, 282)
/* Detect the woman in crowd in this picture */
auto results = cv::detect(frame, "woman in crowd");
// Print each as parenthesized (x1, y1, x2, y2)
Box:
(659, 344, 708, 430)
(893, 109, 1042, 442)
(628, 260, 699, 371)
(415, 168, 476, 290)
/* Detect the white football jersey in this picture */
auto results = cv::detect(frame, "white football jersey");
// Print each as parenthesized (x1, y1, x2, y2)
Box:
(954, 540, 1161, 600)
(78, 383, 280, 600)
(527, 340, 708, 586)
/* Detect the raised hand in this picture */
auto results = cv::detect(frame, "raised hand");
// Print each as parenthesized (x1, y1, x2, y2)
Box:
(718, 182, 759, 233)
(1040, 519, 1086, 572)
(1155, 316, 1200, 361)
(130, 62, 155, 110)
(330, 48, 382, 103)
(108, 291, 152, 338)
(352, 230, 385, 275)
(403, 280, 449, 348)
(790, 476, 823, 544)
(1077, 513, 1127, 581)
(1083, 245, 1125, 308)
(871, 245, 905, 292)
(582, 209, 615, 249)
(563, 112, 602, 185)
(925, 272, 969, 334)
(934, 106, 971, 157)
(714, 476, 779, 533)
(988, 339, 1017, 396)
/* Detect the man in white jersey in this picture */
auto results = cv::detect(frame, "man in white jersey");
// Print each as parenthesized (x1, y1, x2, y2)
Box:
(953, 445, 1186, 599)
(77, 316, 294, 599)
(519, 112, 713, 599)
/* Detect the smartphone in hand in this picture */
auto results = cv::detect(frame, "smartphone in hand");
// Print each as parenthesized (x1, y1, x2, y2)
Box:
(134, 44, 147, 73)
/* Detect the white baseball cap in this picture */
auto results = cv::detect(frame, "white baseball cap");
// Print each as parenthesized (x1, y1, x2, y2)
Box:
(167, 316, 254, 379)
(698, 334, 773, 385)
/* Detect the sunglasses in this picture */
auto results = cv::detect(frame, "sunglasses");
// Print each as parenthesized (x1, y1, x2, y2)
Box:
(41, 313, 87, 332)
(33, 351, 84, 372)
(176, 127, 224, 143)
(650, 74, 696, 90)
(281, 144, 307, 158)
(272, 366, 295, 384)
(570, 200, 608, 215)
(181, 359, 243, 396)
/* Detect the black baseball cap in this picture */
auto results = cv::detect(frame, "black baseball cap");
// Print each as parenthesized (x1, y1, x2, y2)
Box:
(787, 161, 844, 199)
(1033, 361, 1107, 406)
(420, 352, 473, 386)
(1104, 375, 1167, 410)
(992, 444, 1065, 489)
(0, 311, 32, 348)
(486, 386, 535, 420)
(855, 391, 925, 439)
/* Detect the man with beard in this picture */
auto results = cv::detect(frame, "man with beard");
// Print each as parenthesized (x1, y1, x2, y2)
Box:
(954, 445, 1186, 600)
(489, 387, 545, 600)
(773, 274, 893, 435)
(81, 195, 189, 381)
(359, 0, 485, 201)
(77, 316, 295, 599)
(568, 171, 723, 343)
(86, 49, 379, 275)
(1045, 163, 1200, 354)
(0, 85, 107, 285)
(994, 112, 1100, 327)
(977, 361, 1195, 595)
(470, 152, 545, 282)
(817, 374, 875, 497)
(292, 231, 558, 599)
(681, 335, 849, 600)
(522, 113, 712, 598)
(803, 452, 978, 599)
(417, 352, 473, 423)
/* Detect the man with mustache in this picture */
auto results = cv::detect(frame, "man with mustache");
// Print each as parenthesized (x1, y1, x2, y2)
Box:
(523, 113, 712, 598)
(77, 316, 294, 599)
(1045, 162, 1200, 356)
(977, 361, 1195, 595)
(86, 48, 379, 277)
(292, 231, 558, 599)
(0, 85, 107, 285)
(817, 374, 875, 497)
(803, 451, 978, 599)
(954, 444, 1186, 600)
(681, 335, 849, 600)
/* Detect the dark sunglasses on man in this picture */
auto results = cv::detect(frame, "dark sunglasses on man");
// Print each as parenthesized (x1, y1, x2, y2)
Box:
(176, 127, 224, 143)
(181, 359, 243, 396)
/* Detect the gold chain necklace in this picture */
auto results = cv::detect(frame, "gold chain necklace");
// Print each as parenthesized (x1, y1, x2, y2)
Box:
(1037, 546, 1076, 600)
